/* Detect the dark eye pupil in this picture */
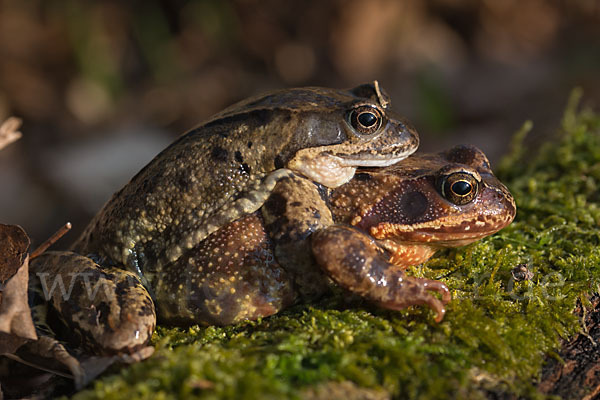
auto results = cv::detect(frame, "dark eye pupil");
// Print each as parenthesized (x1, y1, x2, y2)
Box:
(451, 180, 472, 196)
(349, 106, 382, 134)
(358, 112, 377, 127)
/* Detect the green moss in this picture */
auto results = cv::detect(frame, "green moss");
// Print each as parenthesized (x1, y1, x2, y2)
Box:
(73, 90, 600, 399)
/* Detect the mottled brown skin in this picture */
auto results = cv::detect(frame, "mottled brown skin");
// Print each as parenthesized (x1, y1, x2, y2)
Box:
(29, 252, 155, 354)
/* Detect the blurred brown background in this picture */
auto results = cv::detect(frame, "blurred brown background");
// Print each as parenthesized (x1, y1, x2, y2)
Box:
(0, 0, 599, 246)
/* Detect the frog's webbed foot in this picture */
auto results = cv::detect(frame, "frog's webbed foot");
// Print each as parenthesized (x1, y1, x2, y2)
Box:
(29, 252, 156, 355)
(377, 275, 450, 323)
(311, 225, 451, 322)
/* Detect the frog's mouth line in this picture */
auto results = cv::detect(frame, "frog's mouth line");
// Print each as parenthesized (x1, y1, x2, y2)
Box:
(382, 233, 494, 249)
(371, 221, 510, 247)
(287, 147, 417, 188)
(335, 149, 416, 167)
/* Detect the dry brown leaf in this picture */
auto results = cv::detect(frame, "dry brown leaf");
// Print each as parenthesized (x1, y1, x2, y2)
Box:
(0, 261, 37, 351)
(13, 337, 154, 391)
(0, 224, 29, 284)
(0, 332, 30, 356)
(0, 224, 36, 343)
(0, 117, 22, 151)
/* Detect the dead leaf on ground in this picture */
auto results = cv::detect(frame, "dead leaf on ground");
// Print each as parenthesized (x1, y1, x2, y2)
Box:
(0, 224, 36, 398)
(10, 337, 154, 391)
(0, 224, 29, 284)
(0, 117, 22, 151)
(0, 224, 36, 343)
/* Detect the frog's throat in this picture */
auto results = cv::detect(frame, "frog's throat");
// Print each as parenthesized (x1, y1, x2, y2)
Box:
(287, 153, 355, 188)
(288, 151, 410, 188)
(377, 240, 438, 267)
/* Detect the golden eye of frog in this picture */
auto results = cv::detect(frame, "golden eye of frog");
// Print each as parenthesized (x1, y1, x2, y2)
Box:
(312, 144, 516, 321)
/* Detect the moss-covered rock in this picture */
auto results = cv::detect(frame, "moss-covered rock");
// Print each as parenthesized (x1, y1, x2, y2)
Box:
(73, 90, 600, 399)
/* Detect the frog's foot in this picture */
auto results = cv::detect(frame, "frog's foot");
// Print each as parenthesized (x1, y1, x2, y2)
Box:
(312, 225, 452, 322)
(30, 252, 156, 355)
(376, 276, 451, 323)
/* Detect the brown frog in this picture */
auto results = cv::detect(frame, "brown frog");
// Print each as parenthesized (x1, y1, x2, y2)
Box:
(30, 81, 419, 354)
(74, 81, 418, 280)
(312, 144, 516, 322)
(30, 145, 515, 355)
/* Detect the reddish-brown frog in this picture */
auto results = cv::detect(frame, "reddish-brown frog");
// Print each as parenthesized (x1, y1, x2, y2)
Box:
(30, 145, 515, 355)
(312, 144, 516, 322)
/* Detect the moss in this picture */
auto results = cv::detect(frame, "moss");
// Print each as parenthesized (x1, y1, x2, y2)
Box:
(73, 90, 600, 399)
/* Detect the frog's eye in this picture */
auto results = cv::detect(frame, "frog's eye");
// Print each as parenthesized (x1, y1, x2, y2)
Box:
(348, 105, 383, 135)
(440, 172, 479, 205)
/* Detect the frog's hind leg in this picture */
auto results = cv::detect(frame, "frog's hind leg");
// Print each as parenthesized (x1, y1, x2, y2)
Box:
(153, 212, 297, 326)
(29, 252, 156, 355)
(311, 225, 451, 322)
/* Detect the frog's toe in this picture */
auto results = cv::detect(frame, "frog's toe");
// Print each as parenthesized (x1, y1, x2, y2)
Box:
(422, 279, 451, 305)
(378, 280, 447, 323)
(423, 295, 446, 323)
(407, 278, 449, 322)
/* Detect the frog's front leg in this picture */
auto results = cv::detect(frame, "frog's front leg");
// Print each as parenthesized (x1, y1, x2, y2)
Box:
(261, 174, 334, 301)
(29, 252, 156, 354)
(311, 225, 451, 322)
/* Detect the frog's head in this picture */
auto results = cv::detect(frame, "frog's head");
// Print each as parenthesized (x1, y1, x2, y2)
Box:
(282, 81, 419, 187)
(331, 145, 516, 265)
(203, 81, 418, 188)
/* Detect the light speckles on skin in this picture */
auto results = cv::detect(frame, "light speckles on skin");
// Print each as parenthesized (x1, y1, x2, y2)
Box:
(153, 213, 295, 326)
